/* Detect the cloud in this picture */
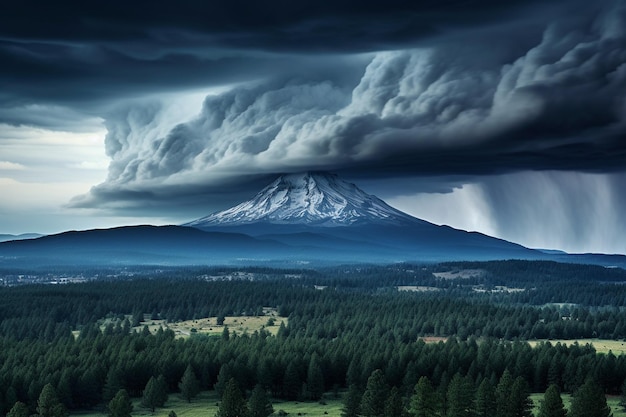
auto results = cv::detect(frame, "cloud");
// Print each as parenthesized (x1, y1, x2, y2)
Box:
(0, 161, 25, 170)
(72, 0, 626, 215)
(0, 0, 576, 132)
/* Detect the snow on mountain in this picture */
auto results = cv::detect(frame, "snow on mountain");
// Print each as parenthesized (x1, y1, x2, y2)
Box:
(185, 172, 420, 228)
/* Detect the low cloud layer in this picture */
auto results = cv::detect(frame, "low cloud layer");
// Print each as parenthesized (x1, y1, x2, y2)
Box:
(71, 0, 626, 214)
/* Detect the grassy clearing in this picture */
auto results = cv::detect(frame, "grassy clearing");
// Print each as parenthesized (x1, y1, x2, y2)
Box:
(433, 269, 485, 279)
(528, 339, 626, 355)
(397, 286, 439, 292)
(138, 312, 286, 339)
(73, 308, 287, 339)
(72, 391, 343, 417)
(530, 393, 626, 417)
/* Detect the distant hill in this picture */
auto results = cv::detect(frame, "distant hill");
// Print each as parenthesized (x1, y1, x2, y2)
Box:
(0, 233, 43, 243)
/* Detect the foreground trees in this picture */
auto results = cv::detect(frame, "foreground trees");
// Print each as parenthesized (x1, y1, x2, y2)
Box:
(410, 376, 440, 417)
(1, 267, 626, 416)
(37, 384, 67, 417)
(179, 365, 201, 403)
(108, 390, 133, 417)
(141, 376, 168, 412)
(569, 379, 612, 417)
(215, 378, 248, 417)
(537, 384, 567, 417)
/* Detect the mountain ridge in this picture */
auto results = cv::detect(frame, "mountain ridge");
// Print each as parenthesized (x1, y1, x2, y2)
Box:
(1, 172, 625, 268)
(185, 172, 420, 228)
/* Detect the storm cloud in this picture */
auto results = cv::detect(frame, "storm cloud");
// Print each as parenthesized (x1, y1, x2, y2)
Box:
(70, 0, 626, 213)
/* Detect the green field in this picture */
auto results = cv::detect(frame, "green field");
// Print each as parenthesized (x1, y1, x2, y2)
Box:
(528, 339, 626, 355)
(74, 391, 343, 417)
(137, 309, 286, 338)
(530, 393, 625, 417)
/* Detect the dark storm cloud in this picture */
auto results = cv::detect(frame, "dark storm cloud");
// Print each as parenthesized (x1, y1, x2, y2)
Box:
(1, 0, 566, 49)
(70, 0, 626, 216)
(2, 0, 624, 218)
(0, 0, 577, 122)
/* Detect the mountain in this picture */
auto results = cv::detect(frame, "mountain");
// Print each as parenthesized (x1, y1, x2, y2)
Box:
(185, 172, 418, 228)
(185, 172, 544, 261)
(0, 225, 289, 267)
(1, 173, 624, 268)
(0, 233, 43, 243)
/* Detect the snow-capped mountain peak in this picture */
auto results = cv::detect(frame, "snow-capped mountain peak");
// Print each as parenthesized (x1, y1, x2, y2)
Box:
(185, 172, 418, 228)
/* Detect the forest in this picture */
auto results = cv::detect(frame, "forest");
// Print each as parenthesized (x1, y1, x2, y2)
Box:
(1, 260, 625, 417)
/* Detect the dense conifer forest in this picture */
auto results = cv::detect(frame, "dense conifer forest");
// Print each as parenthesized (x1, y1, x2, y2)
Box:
(1, 260, 625, 416)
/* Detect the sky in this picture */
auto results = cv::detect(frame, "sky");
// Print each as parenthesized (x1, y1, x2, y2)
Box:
(1, 0, 625, 254)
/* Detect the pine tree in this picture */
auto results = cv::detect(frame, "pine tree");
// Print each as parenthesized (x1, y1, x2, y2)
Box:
(7, 402, 29, 417)
(474, 379, 496, 417)
(619, 379, 626, 411)
(496, 370, 514, 417)
(307, 354, 325, 401)
(510, 377, 533, 417)
(360, 369, 389, 417)
(142, 376, 168, 412)
(178, 365, 200, 403)
(215, 378, 248, 417)
(37, 384, 67, 417)
(570, 379, 612, 417)
(108, 389, 133, 417)
(409, 376, 440, 417)
(384, 386, 404, 417)
(446, 374, 475, 417)
(537, 384, 567, 417)
(248, 384, 273, 417)
(341, 385, 362, 417)
(103, 368, 124, 403)
(283, 360, 301, 400)
(215, 364, 233, 397)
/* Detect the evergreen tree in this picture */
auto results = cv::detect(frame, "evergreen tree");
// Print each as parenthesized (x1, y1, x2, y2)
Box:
(474, 379, 496, 417)
(307, 354, 325, 401)
(570, 379, 612, 417)
(341, 385, 362, 417)
(57, 371, 73, 409)
(282, 360, 301, 400)
(142, 376, 168, 412)
(7, 402, 29, 417)
(37, 384, 67, 417)
(496, 370, 515, 417)
(215, 364, 234, 397)
(103, 368, 124, 403)
(384, 386, 404, 417)
(510, 377, 533, 417)
(178, 365, 200, 403)
(248, 384, 273, 417)
(215, 378, 248, 417)
(446, 374, 475, 417)
(537, 384, 567, 417)
(360, 369, 389, 417)
(108, 389, 133, 417)
(619, 379, 626, 411)
(409, 376, 440, 417)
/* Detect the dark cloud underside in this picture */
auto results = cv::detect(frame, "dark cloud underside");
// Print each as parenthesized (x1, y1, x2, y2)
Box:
(0, 0, 624, 220)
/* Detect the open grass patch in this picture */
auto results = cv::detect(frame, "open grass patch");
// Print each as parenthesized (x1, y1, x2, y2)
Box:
(528, 339, 626, 355)
(132, 308, 286, 338)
